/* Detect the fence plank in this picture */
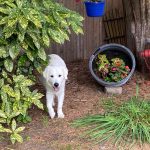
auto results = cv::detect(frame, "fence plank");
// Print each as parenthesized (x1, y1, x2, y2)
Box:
(46, 0, 123, 62)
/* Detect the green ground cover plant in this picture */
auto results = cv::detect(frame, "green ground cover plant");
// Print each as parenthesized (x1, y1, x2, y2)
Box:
(0, 0, 83, 144)
(72, 92, 150, 146)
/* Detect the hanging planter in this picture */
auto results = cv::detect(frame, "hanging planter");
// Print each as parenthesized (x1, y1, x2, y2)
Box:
(76, 0, 105, 17)
(84, 0, 105, 17)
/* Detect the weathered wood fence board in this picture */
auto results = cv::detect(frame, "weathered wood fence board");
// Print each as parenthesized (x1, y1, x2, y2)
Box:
(103, 9, 126, 45)
(46, 0, 123, 62)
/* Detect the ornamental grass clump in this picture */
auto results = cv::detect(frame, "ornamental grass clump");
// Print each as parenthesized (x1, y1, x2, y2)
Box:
(72, 96, 150, 146)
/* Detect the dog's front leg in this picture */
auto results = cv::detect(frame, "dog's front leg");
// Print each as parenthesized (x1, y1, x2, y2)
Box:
(57, 92, 65, 118)
(46, 92, 55, 119)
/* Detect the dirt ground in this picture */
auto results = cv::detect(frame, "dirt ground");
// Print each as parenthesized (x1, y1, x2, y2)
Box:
(0, 61, 150, 150)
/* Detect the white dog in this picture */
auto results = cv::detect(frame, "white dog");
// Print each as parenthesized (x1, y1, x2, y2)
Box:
(43, 54, 68, 119)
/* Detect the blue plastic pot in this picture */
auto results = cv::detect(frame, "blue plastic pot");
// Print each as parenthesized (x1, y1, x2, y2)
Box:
(84, 1, 105, 17)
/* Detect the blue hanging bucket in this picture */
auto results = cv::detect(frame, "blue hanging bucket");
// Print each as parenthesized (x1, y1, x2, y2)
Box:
(84, 1, 105, 17)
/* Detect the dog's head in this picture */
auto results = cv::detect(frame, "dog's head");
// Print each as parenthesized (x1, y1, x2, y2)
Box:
(43, 66, 68, 92)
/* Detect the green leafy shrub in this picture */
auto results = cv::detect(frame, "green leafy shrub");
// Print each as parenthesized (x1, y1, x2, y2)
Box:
(72, 97, 150, 146)
(0, 0, 83, 144)
(0, 73, 44, 143)
(0, 119, 25, 144)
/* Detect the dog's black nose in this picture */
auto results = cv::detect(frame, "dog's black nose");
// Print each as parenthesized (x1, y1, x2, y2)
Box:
(54, 83, 59, 87)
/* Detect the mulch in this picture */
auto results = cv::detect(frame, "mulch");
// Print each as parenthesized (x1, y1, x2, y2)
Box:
(0, 61, 150, 150)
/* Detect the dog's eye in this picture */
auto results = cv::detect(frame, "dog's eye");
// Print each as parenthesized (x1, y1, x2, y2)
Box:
(50, 75, 54, 78)
(58, 75, 62, 77)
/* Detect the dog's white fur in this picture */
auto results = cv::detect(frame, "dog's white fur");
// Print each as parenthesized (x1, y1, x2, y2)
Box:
(43, 54, 68, 119)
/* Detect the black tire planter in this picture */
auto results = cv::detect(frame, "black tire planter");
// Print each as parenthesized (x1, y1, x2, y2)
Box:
(89, 44, 136, 87)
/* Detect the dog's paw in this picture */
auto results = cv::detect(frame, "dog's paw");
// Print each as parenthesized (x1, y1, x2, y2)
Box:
(58, 112, 65, 118)
(49, 111, 55, 119)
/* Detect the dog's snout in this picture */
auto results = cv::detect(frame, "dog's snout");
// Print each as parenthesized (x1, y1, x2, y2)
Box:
(54, 83, 59, 87)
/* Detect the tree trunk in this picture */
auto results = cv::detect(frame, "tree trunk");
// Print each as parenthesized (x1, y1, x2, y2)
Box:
(123, 0, 150, 74)
(123, 0, 150, 52)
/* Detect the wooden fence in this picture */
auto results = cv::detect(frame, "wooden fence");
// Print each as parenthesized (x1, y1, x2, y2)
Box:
(46, 0, 124, 62)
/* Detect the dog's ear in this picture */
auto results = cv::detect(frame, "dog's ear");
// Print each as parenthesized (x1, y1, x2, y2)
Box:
(62, 67, 68, 80)
(43, 67, 49, 80)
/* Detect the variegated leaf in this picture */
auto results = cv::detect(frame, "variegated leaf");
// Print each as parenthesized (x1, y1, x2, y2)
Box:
(8, 18, 18, 27)
(9, 45, 20, 59)
(21, 79, 33, 87)
(0, 78, 4, 88)
(21, 42, 28, 50)
(58, 29, 69, 41)
(19, 17, 28, 30)
(33, 99, 44, 110)
(5, 1, 16, 8)
(2, 70, 8, 78)
(18, 31, 25, 42)
(0, 17, 8, 25)
(15, 88, 20, 101)
(0, 7, 9, 14)
(38, 48, 46, 61)
(26, 50, 34, 61)
(71, 23, 83, 35)
(0, 118, 6, 123)
(4, 26, 15, 39)
(16, 0, 23, 8)
(11, 119, 17, 131)
(10, 134, 16, 144)
(28, 33, 40, 49)
(10, 112, 21, 119)
(13, 133, 23, 143)
(48, 29, 64, 44)
(15, 127, 25, 133)
(0, 46, 8, 58)
(0, 110, 7, 118)
(34, 61, 43, 73)
(13, 101, 19, 112)
(13, 75, 24, 83)
(2, 85, 16, 97)
(28, 14, 42, 28)
(1, 89, 8, 103)
(0, 125, 12, 133)
(4, 58, 13, 72)
(42, 29, 49, 46)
